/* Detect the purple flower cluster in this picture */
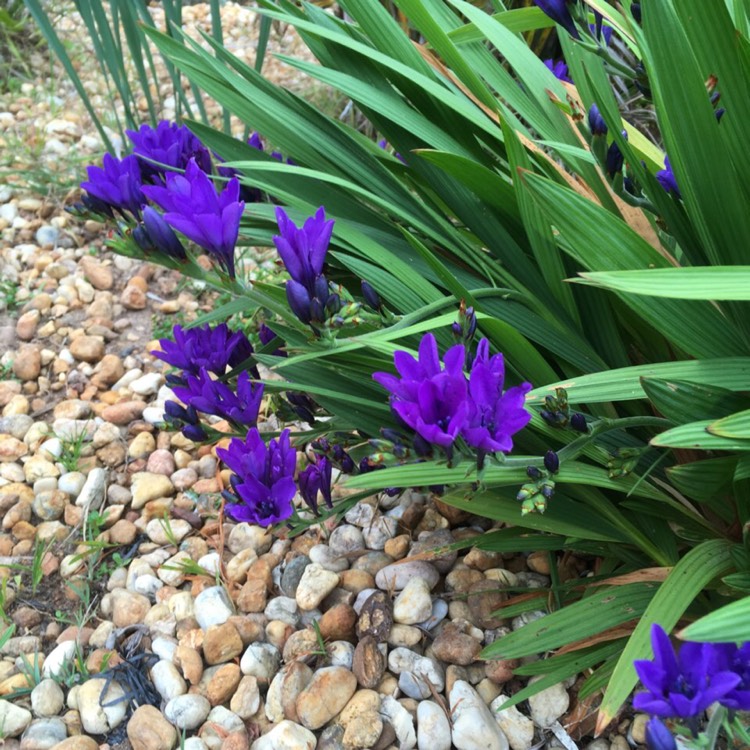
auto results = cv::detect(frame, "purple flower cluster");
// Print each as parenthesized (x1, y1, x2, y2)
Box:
(218, 428, 297, 525)
(373, 333, 531, 457)
(143, 159, 244, 278)
(154, 323, 256, 380)
(80, 154, 146, 219)
(634, 624, 750, 720)
(155, 323, 263, 434)
(172, 369, 264, 428)
(126, 121, 212, 184)
(273, 206, 339, 325)
(81, 121, 248, 278)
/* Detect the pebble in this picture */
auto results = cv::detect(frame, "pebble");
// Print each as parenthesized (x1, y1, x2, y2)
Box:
(417, 700, 451, 750)
(77, 678, 128, 734)
(450, 680, 509, 750)
(127, 704, 178, 750)
(250, 720, 316, 750)
(0, 699, 32, 737)
(41, 641, 76, 679)
(380, 695, 416, 750)
(30, 678, 64, 717)
(240, 642, 280, 684)
(491, 695, 535, 750)
(295, 563, 339, 610)
(393, 576, 433, 624)
(69, 335, 105, 363)
(375, 561, 440, 590)
(151, 659, 187, 701)
(527, 679, 570, 728)
(19, 716, 67, 749)
(130, 472, 175, 508)
(230, 675, 260, 719)
(295, 666, 357, 730)
(194, 586, 234, 630)
(74, 467, 107, 508)
(164, 694, 211, 731)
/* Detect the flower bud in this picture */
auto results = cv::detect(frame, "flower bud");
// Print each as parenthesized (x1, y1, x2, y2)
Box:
(527, 466, 543, 480)
(645, 719, 676, 750)
(286, 280, 312, 324)
(544, 450, 560, 474)
(143, 206, 187, 260)
(570, 412, 588, 433)
(588, 104, 608, 136)
(361, 280, 382, 310)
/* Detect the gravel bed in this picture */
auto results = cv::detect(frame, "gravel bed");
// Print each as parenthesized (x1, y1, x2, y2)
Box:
(0, 3, 648, 750)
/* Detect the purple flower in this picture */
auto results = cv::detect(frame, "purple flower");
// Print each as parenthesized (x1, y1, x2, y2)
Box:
(656, 157, 681, 198)
(81, 154, 146, 218)
(374, 333, 470, 450)
(172, 368, 264, 428)
(133, 206, 187, 260)
(298, 456, 333, 513)
(633, 625, 740, 719)
(711, 642, 750, 711)
(153, 323, 256, 379)
(544, 59, 572, 83)
(217, 428, 297, 526)
(126, 121, 212, 184)
(645, 719, 676, 750)
(534, 0, 580, 40)
(273, 206, 334, 293)
(142, 159, 244, 278)
(461, 339, 532, 453)
(588, 104, 608, 136)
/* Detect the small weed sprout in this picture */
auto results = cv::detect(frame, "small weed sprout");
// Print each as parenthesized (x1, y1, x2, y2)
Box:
(57, 424, 91, 473)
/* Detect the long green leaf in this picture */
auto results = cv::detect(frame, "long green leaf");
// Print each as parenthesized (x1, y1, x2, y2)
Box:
(575, 267, 750, 300)
(529, 359, 750, 405)
(680, 596, 750, 643)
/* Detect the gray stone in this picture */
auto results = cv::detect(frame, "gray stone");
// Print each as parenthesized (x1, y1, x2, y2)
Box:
(280, 556, 310, 597)
(194, 586, 234, 630)
(375, 561, 440, 591)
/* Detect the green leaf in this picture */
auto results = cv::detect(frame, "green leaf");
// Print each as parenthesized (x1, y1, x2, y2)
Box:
(449, 7, 555, 44)
(575, 267, 750, 300)
(528, 359, 750, 405)
(680, 596, 750, 643)
(709, 409, 750, 439)
(640, 378, 749, 423)
(598, 540, 734, 727)
(521, 172, 745, 359)
(483, 583, 658, 660)
(666, 457, 738, 507)
(650, 421, 750, 451)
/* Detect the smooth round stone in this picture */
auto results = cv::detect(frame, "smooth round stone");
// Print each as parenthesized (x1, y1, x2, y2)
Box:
(164, 695, 211, 730)
(0, 414, 33, 440)
(308, 544, 348, 573)
(418, 700, 452, 750)
(327, 641, 355, 669)
(19, 717, 66, 749)
(194, 586, 234, 630)
(375, 561, 440, 591)
(0, 699, 32, 737)
(151, 659, 188, 701)
(55, 470, 85, 496)
(388, 648, 444, 693)
(329, 525, 365, 556)
(30, 678, 64, 717)
(295, 667, 357, 730)
(527, 678, 570, 728)
(78, 678, 128, 734)
(295, 563, 340, 610)
(250, 720, 316, 750)
(393, 576, 433, 625)
(419, 598, 448, 630)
